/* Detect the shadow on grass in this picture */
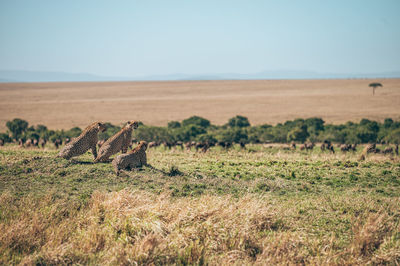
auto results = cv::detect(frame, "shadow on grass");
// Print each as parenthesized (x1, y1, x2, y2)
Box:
(116, 164, 184, 177)
(70, 159, 95, 165)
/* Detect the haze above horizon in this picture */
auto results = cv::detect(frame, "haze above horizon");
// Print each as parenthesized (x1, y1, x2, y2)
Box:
(1, 0, 399, 79)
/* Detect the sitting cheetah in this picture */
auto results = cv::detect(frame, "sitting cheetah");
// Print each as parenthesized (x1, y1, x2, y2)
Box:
(94, 121, 139, 162)
(58, 122, 106, 160)
(112, 141, 148, 175)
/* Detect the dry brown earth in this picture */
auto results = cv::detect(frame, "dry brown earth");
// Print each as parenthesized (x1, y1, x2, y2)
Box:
(0, 79, 399, 130)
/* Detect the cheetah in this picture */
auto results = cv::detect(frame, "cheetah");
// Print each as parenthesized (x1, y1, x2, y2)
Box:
(363, 143, 376, 154)
(112, 141, 148, 175)
(94, 121, 139, 162)
(58, 122, 106, 160)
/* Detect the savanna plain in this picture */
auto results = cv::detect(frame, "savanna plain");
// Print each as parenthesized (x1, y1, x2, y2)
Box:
(0, 79, 399, 130)
(0, 79, 400, 265)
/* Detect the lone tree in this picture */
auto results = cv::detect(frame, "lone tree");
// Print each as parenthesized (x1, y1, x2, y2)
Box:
(369, 82, 382, 96)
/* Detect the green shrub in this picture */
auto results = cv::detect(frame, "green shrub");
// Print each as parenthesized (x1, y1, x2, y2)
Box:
(168, 121, 181, 129)
(182, 116, 210, 128)
(6, 118, 29, 139)
(226, 115, 250, 128)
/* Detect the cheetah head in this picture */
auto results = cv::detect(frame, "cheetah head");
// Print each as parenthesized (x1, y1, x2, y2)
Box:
(139, 141, 148, 151)
(97, 122, 107, 132)
(126, 121, 139, 129)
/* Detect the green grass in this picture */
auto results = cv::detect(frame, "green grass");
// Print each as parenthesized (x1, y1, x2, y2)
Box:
(1, 145, 399, 200)
(0, 144, 399, 264)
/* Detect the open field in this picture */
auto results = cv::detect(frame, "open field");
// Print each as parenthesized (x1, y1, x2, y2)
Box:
(1, 144, 399, 264)
(0, 79, 399, 131)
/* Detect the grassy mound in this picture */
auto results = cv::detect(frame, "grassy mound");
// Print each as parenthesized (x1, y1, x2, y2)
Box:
(0, 145, 399, 264)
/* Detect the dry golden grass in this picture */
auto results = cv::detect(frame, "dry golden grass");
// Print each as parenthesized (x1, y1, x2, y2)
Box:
(1, 190, 399, 265)
(1, 144, 399, 264)
(0, 79, 399, 131)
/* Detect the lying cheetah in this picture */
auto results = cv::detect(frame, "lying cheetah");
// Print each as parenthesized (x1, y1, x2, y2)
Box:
(94, 121, 139, 162)
(58, 122, 106, 160)
(112, 141, 147, 175)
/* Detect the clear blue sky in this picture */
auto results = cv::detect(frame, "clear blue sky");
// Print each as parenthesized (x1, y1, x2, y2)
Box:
(0, 0, 399, 77)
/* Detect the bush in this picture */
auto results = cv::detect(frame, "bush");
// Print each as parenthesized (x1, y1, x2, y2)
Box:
(24, 131, 40, 141)
(6, 118, 29, 139)
(168, 121, 181, 129)
(66, 127, 82, 138)
(383, 118, 394, 129)
(175, 125, 206, 142)
(0, 133, 11, 143)
(134, 126, 173, 142)
(287, 124, 309, 143)
(384, 128, 400, 144)
(356, 127, 377, 143)
(305, 118, 325, 136)
(227, 115, 250, 128)
(182, 116, 210, 128)
(218, 128, 248, 143)
(196, 133, 217, 145)
(2, 116, 400, 145)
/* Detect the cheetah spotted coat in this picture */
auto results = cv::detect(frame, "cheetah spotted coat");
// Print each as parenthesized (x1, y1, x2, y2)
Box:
(94, 121, 138, 162)
(112, 141, 147, 175)
(58, 122, 106, 160)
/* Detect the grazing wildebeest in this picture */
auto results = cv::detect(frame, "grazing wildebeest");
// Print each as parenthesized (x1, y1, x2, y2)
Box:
(239, 141, 246, 149)
(25, 139, 33, 148)
(175, 141, 184, 150)
(196, 142, 210, 152)
(321, 140, 334, 153)
(162, 141, 173, 150)
(305, 142, 314, 150)
(184, 141, 196, 151)
(217, 141, 232, 150)
(53, 139, 62, 149)
(382, 147, 393, 155)
(39, 138, 47, 148)
(340, 144, 351, 152)
(290, 141, 296, 150)
(148, 141, 160, 148)
(350, 144, 357, 152)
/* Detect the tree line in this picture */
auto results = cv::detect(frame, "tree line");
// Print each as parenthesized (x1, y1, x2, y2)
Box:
(1, 115, 400, 145)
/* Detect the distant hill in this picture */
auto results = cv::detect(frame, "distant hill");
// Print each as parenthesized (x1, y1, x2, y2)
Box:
(0, 70, 127, 83)
(0, 69, 399, 83)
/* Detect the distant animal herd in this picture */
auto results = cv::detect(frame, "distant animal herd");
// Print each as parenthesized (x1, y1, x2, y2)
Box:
(1, 121, 398, 175)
